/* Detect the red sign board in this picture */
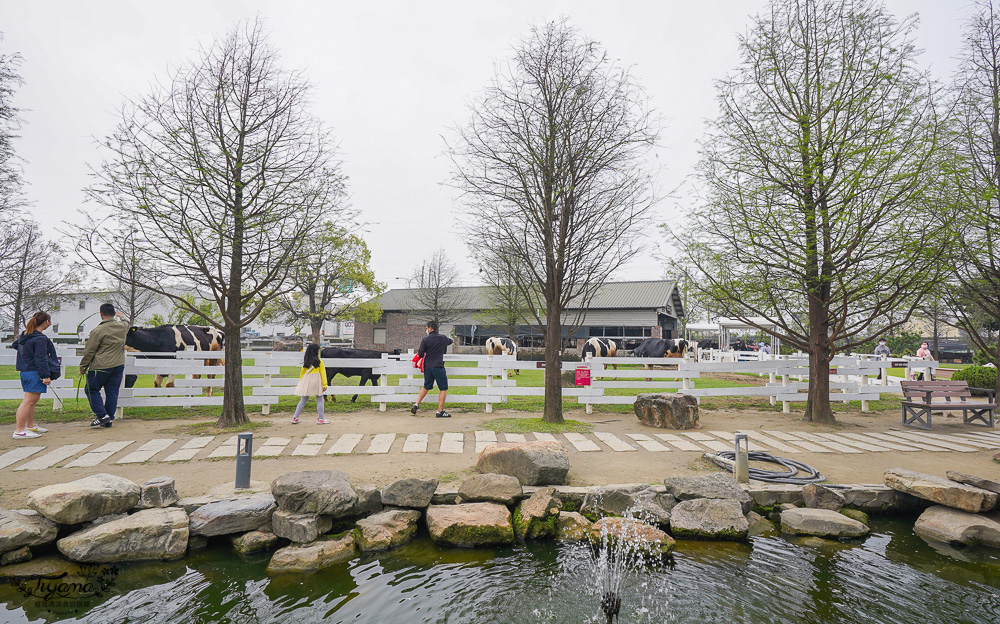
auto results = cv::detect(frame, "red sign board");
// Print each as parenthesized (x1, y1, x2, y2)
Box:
(891, 361, 907, 368)
(575, 367, 591, 386)
(536, 361, 545, 369)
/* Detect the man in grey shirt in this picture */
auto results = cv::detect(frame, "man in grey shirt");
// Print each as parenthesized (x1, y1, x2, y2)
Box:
(874, 337, 890, 380)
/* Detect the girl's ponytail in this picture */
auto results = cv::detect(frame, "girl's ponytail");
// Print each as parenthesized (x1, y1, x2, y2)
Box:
(25, 311, 51, 334)
(303, 343, 321, 369)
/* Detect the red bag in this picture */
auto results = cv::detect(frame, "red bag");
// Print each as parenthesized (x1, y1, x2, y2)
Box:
(412, 354, 424, 372)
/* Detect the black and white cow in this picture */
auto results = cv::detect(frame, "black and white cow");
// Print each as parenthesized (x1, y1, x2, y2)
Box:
(633, 337, 689, 380)
(582, 337, 618, 371)
(484, 336, 519, 375)
(125, 324, 225, 391)
(321, 347, 402, 403)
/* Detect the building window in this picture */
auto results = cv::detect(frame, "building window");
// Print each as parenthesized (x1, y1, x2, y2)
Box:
(79, 300, 87, 310)
(373, 328, 386, 345)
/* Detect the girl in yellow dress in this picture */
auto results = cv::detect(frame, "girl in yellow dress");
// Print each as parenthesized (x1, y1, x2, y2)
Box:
(292, 343, 330, 424)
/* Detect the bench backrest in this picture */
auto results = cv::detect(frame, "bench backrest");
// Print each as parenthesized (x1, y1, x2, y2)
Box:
(900, 380, 972, 401)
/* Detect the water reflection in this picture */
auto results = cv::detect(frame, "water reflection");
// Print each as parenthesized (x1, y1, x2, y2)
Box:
(0, 519, 998, 623)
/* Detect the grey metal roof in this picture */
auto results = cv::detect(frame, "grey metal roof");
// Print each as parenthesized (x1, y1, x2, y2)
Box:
(376, 280, 683, 317)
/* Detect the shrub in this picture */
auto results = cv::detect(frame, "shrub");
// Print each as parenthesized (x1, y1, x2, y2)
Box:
(973, 345, 998, 366)
(952, 366, 998, 396)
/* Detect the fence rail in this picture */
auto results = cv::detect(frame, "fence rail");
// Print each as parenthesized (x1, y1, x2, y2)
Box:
(0, 347, 937, 415)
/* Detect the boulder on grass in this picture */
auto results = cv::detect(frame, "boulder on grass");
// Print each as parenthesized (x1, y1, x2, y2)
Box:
(663, 473, 753, 514)
(884, 468, 998, 513)
(669, 498, 749, 541)
(271, 510, 333, 543)
(633, 393, 700, 429)
(189, 494, 276, 536)
(780, 508, 869, 539)
(381, 478, 438, 509)
(513, 487, 561, 540)
(355, 509, 422, 551)
(271, 471, 358, 517)
(458, 473, 522, 505)
(913, 506, 1000, 549)
(57, 508, 189, 563)
(476, 441, 570, 486)
(0, 510, 59, 553)
(267, 533, 356, 574)
(27, 474, 141, 524)
(589, 517, 675, 555)
(136, 476, 179, 509)
(426, 503, 514, 547)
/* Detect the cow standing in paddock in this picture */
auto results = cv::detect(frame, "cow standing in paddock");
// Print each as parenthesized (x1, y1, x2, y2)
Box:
(582, 337, 619, 372)
(633, 337, 689, 380)
(484, 336, 519, 375)
(124, 325, 226, 394)
(321, 347, 402, 402)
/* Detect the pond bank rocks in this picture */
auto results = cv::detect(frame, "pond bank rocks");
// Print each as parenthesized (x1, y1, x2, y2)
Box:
(669, 499, 749, 540)
(57, 507, 188, 562)
(266, 533, 355, 574)
(27, 474, 140, 524)
(913, 506, 1000, 549)
(355, 509, 421, 551)
(476, 441, 570, 485)
(0, 510, 58, 553)
(589, 517, 675, 555)
(884, 468, 998, 513)
(426, 502, 514, 547)
(780, 508, 869, 539)
(271, 471, 358, 516)
(188, 493, 276, 536)
(664, 473, 753, 514)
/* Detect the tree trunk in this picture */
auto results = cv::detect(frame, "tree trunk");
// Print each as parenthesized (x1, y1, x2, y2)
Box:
(542, 307, 564, 424)
(803, 309, 836, 424)
(218, 319, 248, 426)
(311, 321, 322, 345)
(995, 341, 1000, 402)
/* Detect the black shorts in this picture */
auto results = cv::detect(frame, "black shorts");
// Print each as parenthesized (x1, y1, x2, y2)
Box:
(423, 366, 448, 391)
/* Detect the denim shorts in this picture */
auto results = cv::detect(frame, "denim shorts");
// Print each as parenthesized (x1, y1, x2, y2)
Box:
(20, 371, 47, 393)
(423, 367, 448, 391)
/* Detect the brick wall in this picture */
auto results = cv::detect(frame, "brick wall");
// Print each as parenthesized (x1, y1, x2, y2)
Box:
(354, 313, 427, 352)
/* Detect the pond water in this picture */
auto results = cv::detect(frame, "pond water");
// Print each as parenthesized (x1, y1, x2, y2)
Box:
(1, 518, 998, 624)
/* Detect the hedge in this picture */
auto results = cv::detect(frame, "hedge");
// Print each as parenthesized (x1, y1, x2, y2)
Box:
(952, 366, 998, 396)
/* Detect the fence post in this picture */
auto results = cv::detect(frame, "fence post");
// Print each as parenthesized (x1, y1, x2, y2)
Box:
(116, 353, 129, 420)
(380, 353, 388, 412)
(261, 352, 272, 416)
(769, 357, 777, 405)
(782, 369, 790, 413)
(485, 355, 494, 414)
(860, 362, 870, 413)
(584, 355, 593, 415)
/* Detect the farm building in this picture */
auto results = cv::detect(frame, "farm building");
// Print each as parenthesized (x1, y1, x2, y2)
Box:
(353, 280, 685, 352)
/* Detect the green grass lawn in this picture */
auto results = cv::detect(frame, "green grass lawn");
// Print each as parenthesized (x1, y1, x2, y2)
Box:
(0, 360, 902, 424)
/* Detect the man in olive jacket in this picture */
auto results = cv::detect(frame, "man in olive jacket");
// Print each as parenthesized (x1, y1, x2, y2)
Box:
(80, 303, 128, 428)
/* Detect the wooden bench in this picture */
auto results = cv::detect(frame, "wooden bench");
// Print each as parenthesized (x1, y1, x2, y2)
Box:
(900, 380, 996, 430)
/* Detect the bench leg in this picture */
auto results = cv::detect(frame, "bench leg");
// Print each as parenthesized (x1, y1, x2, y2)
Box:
(964, 408, 995, 428)
(902, 404, 932, 430)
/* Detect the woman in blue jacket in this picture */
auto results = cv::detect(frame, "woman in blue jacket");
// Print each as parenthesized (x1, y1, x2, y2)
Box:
(11, 311, 58, 439)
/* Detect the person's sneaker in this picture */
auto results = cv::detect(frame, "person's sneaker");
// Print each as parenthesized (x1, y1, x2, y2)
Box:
(26, 426, 48, 433)
(435, 411, 452, 418)
(12, 430, 41, 439)
(90, 417, 104, 428)
(100, 417, 113, 428)
(410, 403, 419, 415)
(291, 415, 299, 424)
(316, 418, 331, 424)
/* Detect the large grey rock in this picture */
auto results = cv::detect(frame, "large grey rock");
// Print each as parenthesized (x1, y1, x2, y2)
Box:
(557, 512, 593, 541)
(476, 441, 570, 486)
(175, 496, 215, 515)
(514, 487, 561, 540)
(589, 517, 675, 555)
(663, 473, 753, 514)
(57, 508, 189, 562)
(780, 508, 869, 539)
(633, 393, 700, 429)
(838, 484, 924, 513)
(913, 506, 1000, 549)
(267, 533, 356, 573)
(458, 473, 522, 505)
(346, 484, 382, 517)
(137, 476, 179, 509)
(802, 484, 846, 511)
(669, 498, 749, 541)
(580, 485, 674, 525)
(189, 494, 276, 536)
(27, 474, 141, 524)
(745, 484, 804, 508)
(355, 509, 421, 551)
(232, 530, 280, 555)
(946, 471, 1000, 496)
(884, 468, 998, 513)
(381, 478, 438, 509)
(271, 471, 358, 517)
(426, 503, 514, 547)
(0, 546, 31, 565)
(0, 510, 59, 553)
(431, 487, 460, 505)
(746, 512, 777, 537)
(271, 510, 333, 543)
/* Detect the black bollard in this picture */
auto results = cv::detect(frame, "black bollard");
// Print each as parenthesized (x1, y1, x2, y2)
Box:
(235, 432, 253, 489)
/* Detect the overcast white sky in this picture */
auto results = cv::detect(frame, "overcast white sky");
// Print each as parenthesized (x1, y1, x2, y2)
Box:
(3, 1, 972, 290)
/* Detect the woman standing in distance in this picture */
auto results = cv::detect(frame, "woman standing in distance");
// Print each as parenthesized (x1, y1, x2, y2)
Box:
(11, 311, 58, 439)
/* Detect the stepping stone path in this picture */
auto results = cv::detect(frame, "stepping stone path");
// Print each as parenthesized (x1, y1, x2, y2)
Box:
(1, 429, 998, 470)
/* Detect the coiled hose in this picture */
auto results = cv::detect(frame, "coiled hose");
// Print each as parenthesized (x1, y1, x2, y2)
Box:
(708, 450, 828, 485)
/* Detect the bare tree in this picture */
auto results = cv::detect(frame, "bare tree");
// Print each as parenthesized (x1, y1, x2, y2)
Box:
(1, 220, 73, 334)
(449, 19, 658, 423)
(80, 19, 345, 425)
(679, 0, 950, 424)
(945, 0, 1000, 397)
(0, 33, 26, 216)
(272, 221, 384, 343)
(407, 249, 470, 325)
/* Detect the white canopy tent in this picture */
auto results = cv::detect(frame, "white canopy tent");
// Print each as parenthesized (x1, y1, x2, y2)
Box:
(686, 317, 783, 354)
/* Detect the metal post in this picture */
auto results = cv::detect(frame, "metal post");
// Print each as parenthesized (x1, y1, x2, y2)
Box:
(235, 432, 253, 490)
(734, 433, 749, 483)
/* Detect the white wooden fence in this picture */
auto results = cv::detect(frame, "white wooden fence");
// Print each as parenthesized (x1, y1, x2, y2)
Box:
(1, 347, 938, 415)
